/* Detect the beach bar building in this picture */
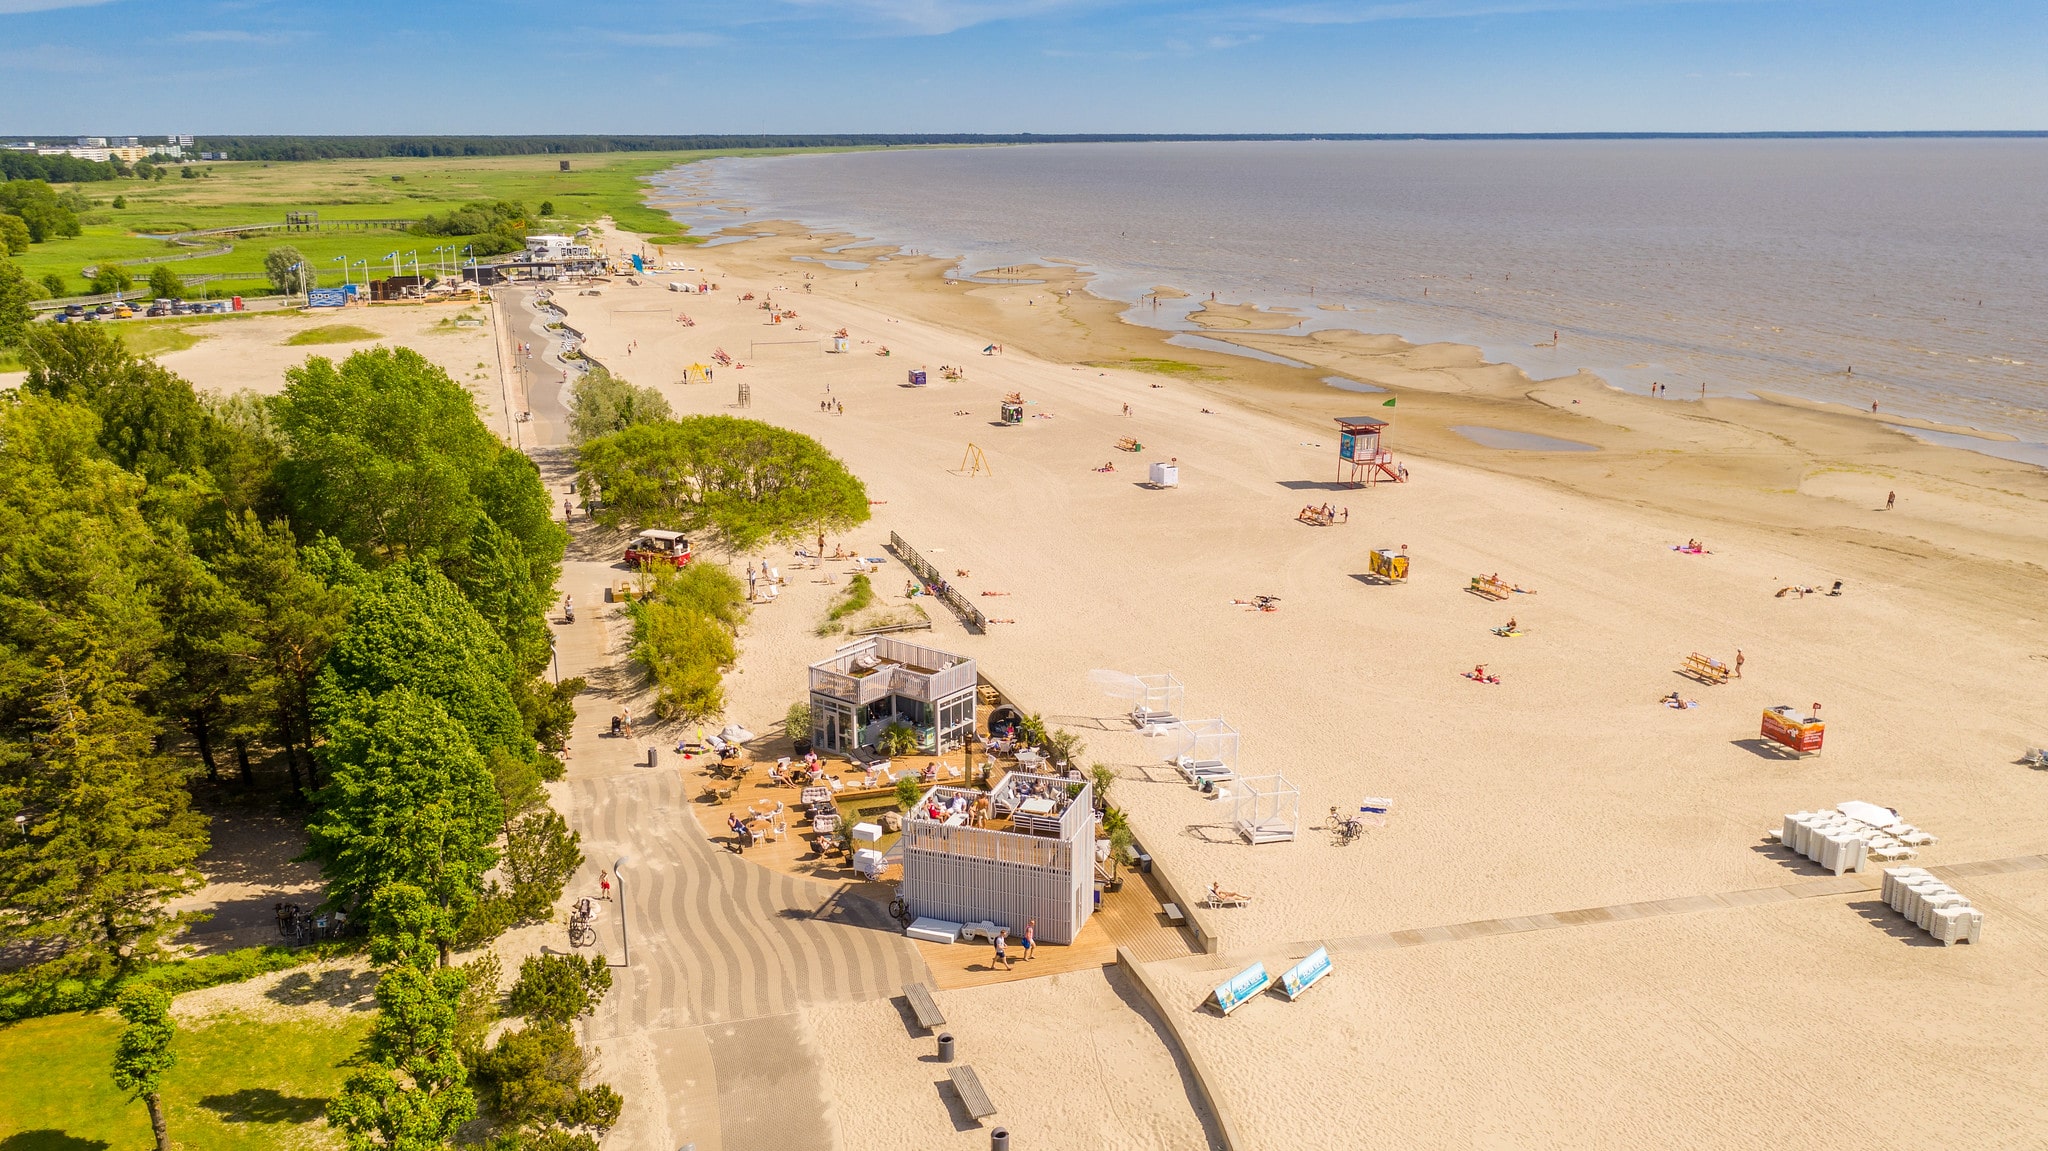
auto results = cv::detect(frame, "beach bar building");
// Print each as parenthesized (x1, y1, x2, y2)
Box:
(900, 772, 1097, 944)
(807, 637, 978, 756)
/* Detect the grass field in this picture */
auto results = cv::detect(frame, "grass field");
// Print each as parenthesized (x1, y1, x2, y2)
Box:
(0, 1010, 368, 1150)
(283, 324, 381, 347)
(9, 148, 831, 302)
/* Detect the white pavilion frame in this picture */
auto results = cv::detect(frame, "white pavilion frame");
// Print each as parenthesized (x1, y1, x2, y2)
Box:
(1166, 718, 1240, 768)
(1234, 775, 1300, 844)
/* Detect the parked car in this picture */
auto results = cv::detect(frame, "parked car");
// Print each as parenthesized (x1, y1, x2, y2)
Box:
(112, 304, 133, 318)
(623, 529, 693, 568)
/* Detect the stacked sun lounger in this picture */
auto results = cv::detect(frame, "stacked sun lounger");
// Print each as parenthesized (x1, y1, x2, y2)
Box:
(1771, 805, 1937, 873)
(1881, 867, 1983, 945)
(1131, 707, 1180, 730)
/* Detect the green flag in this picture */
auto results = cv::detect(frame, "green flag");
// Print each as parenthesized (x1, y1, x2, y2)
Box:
(1382, 397, 1396, 407)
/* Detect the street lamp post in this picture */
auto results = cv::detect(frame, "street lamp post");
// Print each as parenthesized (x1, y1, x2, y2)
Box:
(613, 856, 630, 967)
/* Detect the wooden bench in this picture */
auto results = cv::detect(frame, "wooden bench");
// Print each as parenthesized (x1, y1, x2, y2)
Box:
(1160, 902, 1186, 926)
(1682, 652, 1731, 684)
(948, 1065, 998, 1120)
(903, 982, 945, 1032)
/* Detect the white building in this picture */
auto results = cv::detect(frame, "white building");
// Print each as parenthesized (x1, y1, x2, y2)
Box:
(524, 234, 594, 261)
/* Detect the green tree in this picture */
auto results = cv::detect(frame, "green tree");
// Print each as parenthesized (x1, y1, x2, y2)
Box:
(215, 515, 353, 793)
(0, 214, 29, 256)
(506, 953, 611, 1024)
(40, 271, 66, 298)
(328, 946, 476, 1149)
(271, 347, 566, 658)
(471, 1023, 621, 1141)
(111, 984, 177, 1151)
(500, 809, 582, 915)
(264, 244, 309, 294)
(538, 200, 555, 216)
(146, 263, 184, 300)
(0, 392, 170, 741)
(304, 688, 501, 939)
(0, 180, 81, 242)
(315, 560, 531, 773)
(0, 657, 208, 980)
(577, 415, 870, 551)
(564, 366, 671, 444)
(112, 194, 128, 209)
(0, 257, 38, 346)
(626, 563, 745, 721)
(90, 264, 133, 296)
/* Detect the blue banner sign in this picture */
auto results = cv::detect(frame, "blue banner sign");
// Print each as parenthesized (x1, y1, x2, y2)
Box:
(307, 288, 347, 308)
(1213, 962, 1271, 1015)
(1280, 947, 1332, 1000)
(1339, 431, 1358, 460)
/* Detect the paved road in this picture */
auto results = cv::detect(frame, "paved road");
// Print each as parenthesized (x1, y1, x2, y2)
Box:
(498, 288, 575, 448)
(536, 493, 929, 1150)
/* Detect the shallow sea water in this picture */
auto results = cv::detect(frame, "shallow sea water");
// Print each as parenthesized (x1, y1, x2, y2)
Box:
(658, 140, 2048, 448)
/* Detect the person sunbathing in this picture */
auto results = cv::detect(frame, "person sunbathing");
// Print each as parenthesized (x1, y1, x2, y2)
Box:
(1208, 881, 1249, 905)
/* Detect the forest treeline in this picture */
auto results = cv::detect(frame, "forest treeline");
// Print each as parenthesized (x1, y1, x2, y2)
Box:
(0, 325, 619, 1146)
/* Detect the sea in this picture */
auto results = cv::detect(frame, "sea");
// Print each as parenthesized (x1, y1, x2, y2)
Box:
(650, 140, 2048, 462)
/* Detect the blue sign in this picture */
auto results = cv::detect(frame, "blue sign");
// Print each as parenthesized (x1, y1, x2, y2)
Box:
(1213, 962, 1271, 1015)
(1340, 431, 1358, 461)
(1280, 947, 1332, 1000)
(307, 288, 347, 308)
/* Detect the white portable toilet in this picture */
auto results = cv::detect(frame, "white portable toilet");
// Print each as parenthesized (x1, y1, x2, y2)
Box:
(1149, 461, 1179, 487)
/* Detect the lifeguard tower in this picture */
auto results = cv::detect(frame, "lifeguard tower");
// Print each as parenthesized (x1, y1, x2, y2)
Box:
(1335, 416, 1403, 486)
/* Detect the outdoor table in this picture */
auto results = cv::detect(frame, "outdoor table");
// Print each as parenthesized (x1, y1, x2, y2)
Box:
(1014, 749, 1045, 767)
(1017, 797, 1057, 817)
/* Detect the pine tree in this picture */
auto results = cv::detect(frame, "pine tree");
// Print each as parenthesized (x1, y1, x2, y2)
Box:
(0, 657, 208, 979)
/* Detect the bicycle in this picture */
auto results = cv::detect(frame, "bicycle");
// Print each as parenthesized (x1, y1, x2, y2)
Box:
(1327, 806, 1365, 846)
(888, 888, 912, 927)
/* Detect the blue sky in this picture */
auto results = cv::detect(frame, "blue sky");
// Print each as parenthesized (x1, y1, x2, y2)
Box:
(2, 0, 2043, 133)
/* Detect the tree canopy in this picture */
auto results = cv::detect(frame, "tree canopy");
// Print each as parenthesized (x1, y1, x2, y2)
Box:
(577, 415, 869, 551)
(304, 686, 500, 920)
(564, 366, 671, 445)
(272, 347, 563, 671)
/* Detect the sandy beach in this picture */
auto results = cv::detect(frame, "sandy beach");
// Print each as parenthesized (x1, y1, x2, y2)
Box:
(133, 206, 2048, 1149)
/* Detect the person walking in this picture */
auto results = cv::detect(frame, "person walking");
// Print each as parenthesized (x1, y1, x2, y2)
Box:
(992, 929, 1012, 971)
(600, 870, 612, 901)
(1734, 649, 1745, 679)
(1023, 919, 1036, 960)
(1886, 490, 1896, 510)
(621, 706, 634, 739)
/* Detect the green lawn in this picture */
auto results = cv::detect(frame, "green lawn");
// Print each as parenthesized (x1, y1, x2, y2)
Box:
(0, 1010, 368, 1150)
(10, 147, 855, 301)
(283, 325, 381, 347)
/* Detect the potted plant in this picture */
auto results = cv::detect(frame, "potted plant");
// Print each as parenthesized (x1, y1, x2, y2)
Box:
(878, 720, 919, 759)
(785, 700, 813, 758)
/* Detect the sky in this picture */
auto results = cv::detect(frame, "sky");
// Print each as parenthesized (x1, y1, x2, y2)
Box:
(1, 0, 2044, 134)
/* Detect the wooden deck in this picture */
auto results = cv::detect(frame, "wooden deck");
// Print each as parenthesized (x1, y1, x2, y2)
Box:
(678, 760, 1198, 990)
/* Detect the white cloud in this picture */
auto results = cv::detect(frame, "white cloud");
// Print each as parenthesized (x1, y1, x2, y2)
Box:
(593, 30, 726, 48)
(779, 0, 1100, 36)
(1257, 0, 1757, 25)
(175, 28, 299, 44)
(0, 0, 119, 12)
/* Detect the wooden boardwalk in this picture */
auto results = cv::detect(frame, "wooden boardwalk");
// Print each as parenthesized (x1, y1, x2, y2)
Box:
(1275, 852, 2048, 962)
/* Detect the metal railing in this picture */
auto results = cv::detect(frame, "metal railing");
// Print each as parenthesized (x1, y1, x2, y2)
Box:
(888, 532, 987, 634)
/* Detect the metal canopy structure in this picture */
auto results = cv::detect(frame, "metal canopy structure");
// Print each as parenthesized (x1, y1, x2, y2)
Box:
(1234, 775, 1300, 844)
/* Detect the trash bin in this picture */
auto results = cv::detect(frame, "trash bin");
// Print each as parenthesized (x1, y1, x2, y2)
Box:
(646, 747, 659, 768)
(937, 1033, 954, 1063)
(1135, 850, 1153, 875)
(991, 1128, 1009, 1151)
